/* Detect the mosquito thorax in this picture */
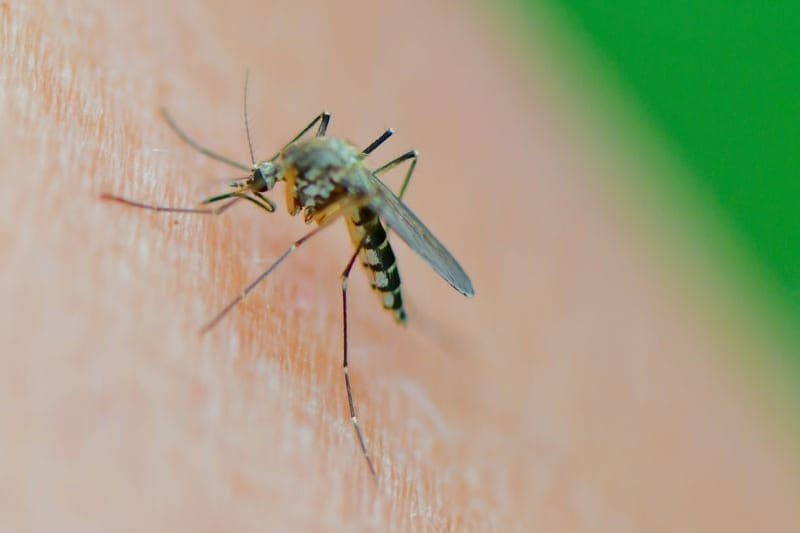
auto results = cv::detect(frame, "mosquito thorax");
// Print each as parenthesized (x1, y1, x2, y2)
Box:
(250, 162, 278, 191)
(278, 137, 365, 216)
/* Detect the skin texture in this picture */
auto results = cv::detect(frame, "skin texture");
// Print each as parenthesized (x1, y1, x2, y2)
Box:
(2, 0, 800, 531)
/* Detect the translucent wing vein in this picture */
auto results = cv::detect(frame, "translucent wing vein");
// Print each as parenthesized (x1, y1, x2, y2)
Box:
(362, 174, 474, 297)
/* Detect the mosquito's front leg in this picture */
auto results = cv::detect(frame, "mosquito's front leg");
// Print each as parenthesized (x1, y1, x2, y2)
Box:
(201, 190, 276, 214)
(100, 193, 241, 215)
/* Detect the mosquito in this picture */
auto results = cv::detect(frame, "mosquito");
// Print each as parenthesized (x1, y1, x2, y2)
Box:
(101, 76, 475, 481)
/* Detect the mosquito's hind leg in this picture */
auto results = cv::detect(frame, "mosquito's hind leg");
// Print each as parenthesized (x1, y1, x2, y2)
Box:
(374, 149, 418, 200)
(340, 238, 379, 482)
(335, 150, 422, 482)
(335, 148, 418, 482)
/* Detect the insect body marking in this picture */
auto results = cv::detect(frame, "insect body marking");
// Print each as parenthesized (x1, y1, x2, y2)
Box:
(347, 206, 406, 324)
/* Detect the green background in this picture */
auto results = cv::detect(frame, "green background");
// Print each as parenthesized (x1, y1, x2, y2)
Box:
(515, 2, 800, 367)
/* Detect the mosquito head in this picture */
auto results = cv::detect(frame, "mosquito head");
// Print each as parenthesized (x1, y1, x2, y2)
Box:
(249, 161, 279, 192)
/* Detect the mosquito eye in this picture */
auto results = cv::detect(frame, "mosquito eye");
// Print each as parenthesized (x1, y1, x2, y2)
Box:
(249, 168, 268, 191)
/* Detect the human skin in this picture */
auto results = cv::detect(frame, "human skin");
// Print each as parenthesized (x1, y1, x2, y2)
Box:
(2, 0, 800, 531)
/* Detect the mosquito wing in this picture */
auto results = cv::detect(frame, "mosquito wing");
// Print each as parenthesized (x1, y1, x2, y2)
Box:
(359, 173, 474, 297)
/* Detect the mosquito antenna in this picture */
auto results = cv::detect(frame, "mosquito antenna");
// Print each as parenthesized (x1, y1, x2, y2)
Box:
(243, 69, 256, 165)
(160, 108, 250, 172)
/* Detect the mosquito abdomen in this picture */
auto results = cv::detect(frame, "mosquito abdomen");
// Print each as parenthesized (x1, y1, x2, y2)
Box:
(346, 206, 407, 324)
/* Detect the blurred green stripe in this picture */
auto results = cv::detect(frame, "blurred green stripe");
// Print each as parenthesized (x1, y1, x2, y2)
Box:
(509, 2, 800, 369)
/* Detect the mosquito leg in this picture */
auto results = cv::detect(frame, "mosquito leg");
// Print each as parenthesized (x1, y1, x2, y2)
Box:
(199, 221, 334, 334)
(341, 237, 378, 482)
(229, 193, 275, 215)
(268, 112, 331, 161)
(160, 108, 251, 172)
(374, 149, 418, 199)
(317, 112, 331, 137)
(195, 189, 275, 215)
(101, 193, 241, 215)
(251, 190, 277, 212)
(361, 128, 394, 155)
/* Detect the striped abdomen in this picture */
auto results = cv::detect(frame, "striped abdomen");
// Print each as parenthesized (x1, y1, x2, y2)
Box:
(346, 206, 407, 324)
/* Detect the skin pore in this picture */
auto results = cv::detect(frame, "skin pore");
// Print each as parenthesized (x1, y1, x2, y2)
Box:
(3, 0, 800, 531)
